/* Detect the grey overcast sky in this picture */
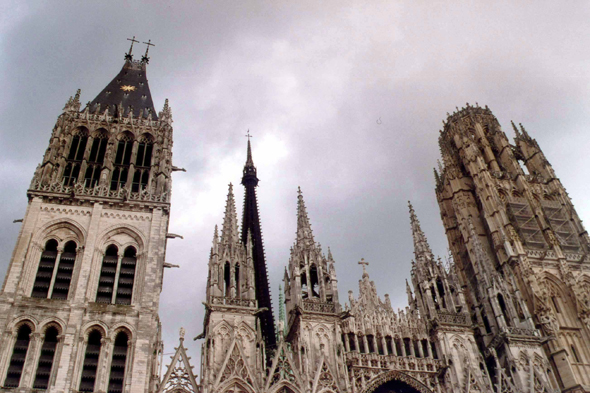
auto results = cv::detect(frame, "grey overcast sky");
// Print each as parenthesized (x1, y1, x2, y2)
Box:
(1, 0, 589, 372)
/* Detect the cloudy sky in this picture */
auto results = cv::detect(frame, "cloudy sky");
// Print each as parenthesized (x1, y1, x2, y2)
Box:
(1, 0, 589, 372)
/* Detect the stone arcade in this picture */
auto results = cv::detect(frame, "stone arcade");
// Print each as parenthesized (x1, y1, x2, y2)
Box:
(1, 46, 589, 393)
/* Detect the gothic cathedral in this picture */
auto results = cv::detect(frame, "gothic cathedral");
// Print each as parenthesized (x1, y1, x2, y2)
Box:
(1, 44, 589, 393)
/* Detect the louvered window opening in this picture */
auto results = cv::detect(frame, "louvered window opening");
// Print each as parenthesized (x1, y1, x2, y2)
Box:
(115, 247, 136, 305)
(541, 201, 581, 252)
(110, 138, 133, 191)
(4, 324, 31, 388)
(33, 326, 59, 389)
(507, 197, 547, 249)
(110, 166, 129, 191)
(32, 239, 59, 298)
(79, 330, 102, 392)
(131, 170, 149, 193)
(63, 132, 88, 186)
(96, 245, 118, 304)
(107, 332, 129, 393)
(51, 241, 77, 300)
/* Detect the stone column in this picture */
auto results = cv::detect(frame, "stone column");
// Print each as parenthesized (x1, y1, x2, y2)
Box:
(381, 337, 388, 356)
(22, 331, 44, 388)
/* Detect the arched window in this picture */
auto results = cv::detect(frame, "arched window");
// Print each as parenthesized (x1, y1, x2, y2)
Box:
(51, 241, 77, 300)
(63, 162, 81, 186)
(110, 167, 129, 191)
(79, 330, 102, 392)
(4, 324, 32, 387)
(301, 272, 308, 299)
(108, 331, 129, 393)
(88, 131, 108, 164)
(497, 293, 511, 326)
(115, 247, 136, 305)
(32, 239, 59, 298)
(135, 136, 153, 167)
(131, 170, 150, 193)
(68, 132, 88, 161)
(224, 262, 231, 297)
(33, 326, 59, 389)
(114, 136, 133, 165)
(310, 264, 319, 297)
(96, 245, 118, 304)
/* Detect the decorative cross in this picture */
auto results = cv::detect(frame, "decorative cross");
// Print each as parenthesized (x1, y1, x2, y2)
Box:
(358, 258, 369, 274)
(245, 129, 253, 141)
(126, 36, 139, 56)
(143, 39, 155, 57)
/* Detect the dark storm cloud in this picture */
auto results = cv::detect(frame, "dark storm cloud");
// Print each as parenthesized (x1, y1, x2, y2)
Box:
(1, 0, 589, 372)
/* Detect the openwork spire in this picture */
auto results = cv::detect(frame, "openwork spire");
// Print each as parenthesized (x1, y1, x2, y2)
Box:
(240, 138, 276, 352)
(220, 183, 240, 245)
(296, 187, 315, 247)
(408, 201, 434, 260)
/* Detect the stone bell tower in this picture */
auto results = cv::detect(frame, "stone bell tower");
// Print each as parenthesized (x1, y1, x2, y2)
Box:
(0, 40, 175, 393)
(435, 104, 588, 392)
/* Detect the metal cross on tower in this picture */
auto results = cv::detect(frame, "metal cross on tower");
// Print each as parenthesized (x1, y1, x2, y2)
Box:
(358, 258, 369, 275)
(126, 36, 139, 58)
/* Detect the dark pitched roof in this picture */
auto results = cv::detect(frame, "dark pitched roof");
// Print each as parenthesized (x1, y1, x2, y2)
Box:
(89, 58, 158, 119)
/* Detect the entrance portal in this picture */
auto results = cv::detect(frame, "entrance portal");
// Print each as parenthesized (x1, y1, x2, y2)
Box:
(373, 379, 422, 393)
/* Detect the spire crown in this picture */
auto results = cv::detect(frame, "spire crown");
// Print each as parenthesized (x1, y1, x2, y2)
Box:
(242, 132, 257, 181)
(220, 183, 240, 245)
(408, 201, 434, 260)
(296, 187, 315, 247)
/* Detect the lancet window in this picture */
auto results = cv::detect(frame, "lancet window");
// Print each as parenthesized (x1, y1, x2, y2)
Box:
(63, 128, 89, 186)
(96, 245, 137, 305)
(107, 331, 130, 393)
(79, 329, 102, 392)
(32, 325, 59, 389)
(51, 240, 77, 300)
(3, 324, 32, 388)
(110, 134, 133, 191)
(224, 262, 231, 297)
(84, 130, 108, 188)
(131, 135, 153, 193)
(96, 245, 118, 303)
(32, 239, 59, 298)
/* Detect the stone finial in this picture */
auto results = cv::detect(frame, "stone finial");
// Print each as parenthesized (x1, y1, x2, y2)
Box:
(179, 327, 185, 340)
(220, 183, 240, 245)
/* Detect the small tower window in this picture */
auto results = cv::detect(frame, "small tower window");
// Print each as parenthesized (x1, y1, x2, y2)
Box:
(497, 293, 511, 326)
(51, 241, 77, 300)
(234, 263, 240, 297)
(84, 165, 102, 188)
(115, 247, 136, 305)
(131, 170, 149, 193)
(551, 296, 561, 313)
(33, 326, 59, 389)
(108, 331, 129, 393)
(310, 264, 319, 298)
(223, 262, 231, 297)
(32, 239, 59, 298)
(301, 272, 308, 299)
(79, 330, 102, 392)
(385, 336, 394, 355)
(96, 245, 118, 304)
(3, 324, 32, 388)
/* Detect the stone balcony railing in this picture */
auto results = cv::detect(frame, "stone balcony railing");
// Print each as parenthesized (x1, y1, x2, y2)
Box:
(29, 180, 170, 204)
(210, 296, 257, 309)
(434, 311, 470, 326)
(302, 299, 336, 314)
(345, 351, 444, 373)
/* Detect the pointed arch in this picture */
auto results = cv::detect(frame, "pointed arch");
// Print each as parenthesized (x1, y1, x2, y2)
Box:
(362, 370, 434, 393)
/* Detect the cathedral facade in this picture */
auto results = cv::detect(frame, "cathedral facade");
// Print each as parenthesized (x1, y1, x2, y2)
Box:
(0, 45, 589, 393)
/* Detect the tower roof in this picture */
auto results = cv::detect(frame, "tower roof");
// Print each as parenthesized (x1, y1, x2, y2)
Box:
(88, 53, 157, 119)
(408, 201, 434, 260)
(220, 183, 240, 245)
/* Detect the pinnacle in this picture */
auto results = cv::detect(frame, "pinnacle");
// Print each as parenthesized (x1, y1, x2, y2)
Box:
(296, 187, 315, 247)
(408, 201, 434, 260)
(220, 183, 240, 245)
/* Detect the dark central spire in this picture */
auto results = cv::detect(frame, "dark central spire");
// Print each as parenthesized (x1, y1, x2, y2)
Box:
(240, 139, 277, 352)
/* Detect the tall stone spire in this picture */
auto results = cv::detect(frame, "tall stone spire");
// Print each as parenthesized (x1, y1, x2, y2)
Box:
(220, 183, 240, 245)
(240, 139, 276, 351)
(296, 187, 315, 247)
(408, 201, 434, 261)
